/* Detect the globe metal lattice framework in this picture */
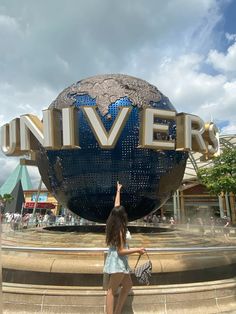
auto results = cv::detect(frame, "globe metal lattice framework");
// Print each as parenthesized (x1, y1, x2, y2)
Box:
(35, 74, 188, 222)
(183, 134, 236, 182)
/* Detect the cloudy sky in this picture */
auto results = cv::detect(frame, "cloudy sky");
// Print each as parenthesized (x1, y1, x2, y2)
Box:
(0, 0, 236, 188)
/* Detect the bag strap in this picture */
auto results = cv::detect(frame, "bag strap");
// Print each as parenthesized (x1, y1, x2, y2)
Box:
(134, 251, 150, 270)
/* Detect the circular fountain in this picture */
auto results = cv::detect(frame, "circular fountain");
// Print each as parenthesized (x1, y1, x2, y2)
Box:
(2, 224, 236, 313)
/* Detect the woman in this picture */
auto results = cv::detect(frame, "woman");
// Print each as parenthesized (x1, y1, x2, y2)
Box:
(104, 182, 145, 314)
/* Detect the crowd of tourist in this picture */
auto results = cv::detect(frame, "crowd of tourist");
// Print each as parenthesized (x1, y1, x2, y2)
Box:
(0, 211, 233, 241)
(1, 211, 85, 230)
(142, 213, 233, 240)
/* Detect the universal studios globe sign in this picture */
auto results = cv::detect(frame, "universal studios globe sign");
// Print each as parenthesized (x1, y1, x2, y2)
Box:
(1, 74, 219, 222)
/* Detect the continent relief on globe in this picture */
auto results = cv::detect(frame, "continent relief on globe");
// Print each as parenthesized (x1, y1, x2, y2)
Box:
(49, 74, 167, 114)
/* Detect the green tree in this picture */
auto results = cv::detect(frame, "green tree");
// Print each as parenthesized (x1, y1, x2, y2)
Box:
(0, 193, 14, 213)
(197, 149, 236, 195)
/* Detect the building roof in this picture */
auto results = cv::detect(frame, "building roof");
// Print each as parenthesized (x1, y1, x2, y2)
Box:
(5, 180, 25, 213)
(0, 164, 33, 195)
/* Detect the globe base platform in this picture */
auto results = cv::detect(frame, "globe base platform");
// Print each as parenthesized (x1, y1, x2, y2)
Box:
(2, 224, 236, 313)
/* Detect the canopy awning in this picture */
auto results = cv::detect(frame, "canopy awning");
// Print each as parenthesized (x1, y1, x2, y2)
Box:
(24, 202, 55, 209)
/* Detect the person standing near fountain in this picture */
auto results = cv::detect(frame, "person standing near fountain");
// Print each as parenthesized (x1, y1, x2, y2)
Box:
(104, 182, 145, 314)
(223, 216, 231, 242)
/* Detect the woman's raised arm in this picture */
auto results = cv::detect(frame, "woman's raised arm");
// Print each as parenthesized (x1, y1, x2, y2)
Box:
(114, 181, 122, 207)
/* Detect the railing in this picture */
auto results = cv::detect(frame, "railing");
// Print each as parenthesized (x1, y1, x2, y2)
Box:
(2, 245, 236, 253)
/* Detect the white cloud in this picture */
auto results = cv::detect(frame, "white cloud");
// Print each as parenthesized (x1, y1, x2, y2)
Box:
(207, 41, 236, 72)
(0, 14, 19, 29)
(0, 0, 235, 187)
(225, 32, 236, 42)
(0, 83, 57, 125)
(150, 51, 236, 133)
(221, 123, 236, 134)
(0, 0, 223, 92)
(151, 53, 225, 111)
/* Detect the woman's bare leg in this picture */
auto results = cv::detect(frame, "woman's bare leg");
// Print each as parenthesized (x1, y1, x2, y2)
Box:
(114, 274, 132, 314)
(106, 273, 124, 314)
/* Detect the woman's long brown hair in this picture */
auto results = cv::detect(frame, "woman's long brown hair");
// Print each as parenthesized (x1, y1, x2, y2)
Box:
(106, 206, 128, 249)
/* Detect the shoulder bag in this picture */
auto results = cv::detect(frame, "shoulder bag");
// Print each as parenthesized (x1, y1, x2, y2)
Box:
(133, 251, 152, 285)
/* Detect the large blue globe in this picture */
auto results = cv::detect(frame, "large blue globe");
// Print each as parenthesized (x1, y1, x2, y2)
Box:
(36, 74, 188, 222)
